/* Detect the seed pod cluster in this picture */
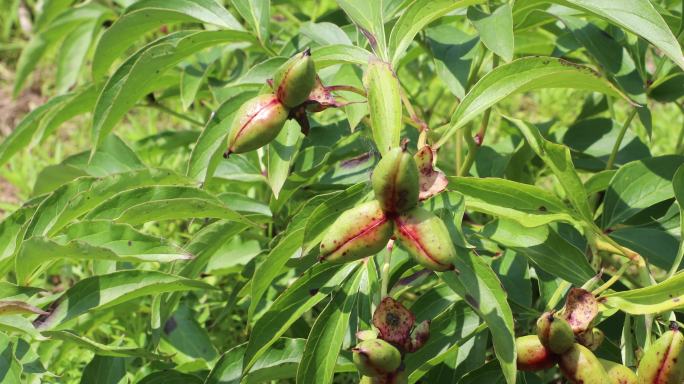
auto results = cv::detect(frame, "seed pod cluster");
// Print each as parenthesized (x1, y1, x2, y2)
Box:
(320, 145, 455, 271)
(515, 289, 638, 384)
(353, 298, 429, 382)
(226, 50, 317, 155)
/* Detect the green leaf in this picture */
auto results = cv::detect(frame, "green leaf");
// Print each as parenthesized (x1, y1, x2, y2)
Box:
(232, 0, 270, 43)
(311, 44, 373, 67)
(0, 333, 21, 384)
(27, 169, 192, 238)
(364, 58, 402, 155)
(434, 56, 631, 147)
(267, 120, 303, 198)
(248, 228, 304, 319)
(673, 165, 684, 275)
(208, 338, 354, 384)
(42, 330, 162, 359)
(35, 270, 214, 330)
(180, 50, 222, 111)
(432, 193, 516, 384)
(33, 134, 145, 196)
(602, 155, 684, 228)
(138, 370, 203, 384)
(38, 85, 98, 142)
(440, 261, 515, 384)
(55, 20, 97, 94)
(602, 272, 684, 314)
(550, 0, 684, 71)
(16, 221, 191, 284)
(84, 186, 254, 226)
(0, 315, 43, 340)
(336, 0, 387, 59)
(92, 0, 244, 79)
(0, 94, 73, 167)
(296, 266, 363, 384)
(0, 283, 43, 301)
(91, 30, 255, 151)
(34, 0, 76, 30)
(448, 176, 579, 227)
(300, 22, 352, 46)
(505, 117, 593, 222)
(163, 303, 217, 360)
(406, 302, 483, 382)
(483, 219, 595, 285)
(187, 92, 256, 183)
(609, 227, 679, 271)
(467, 3, 514, 62)
(553, 14, 646, 104)
(0, 202, 40, 266)
(13, 3, 113, 96)
(242, 263, 357, 374)
(80, 355, 126, 384)
(388, 0, 483, 65)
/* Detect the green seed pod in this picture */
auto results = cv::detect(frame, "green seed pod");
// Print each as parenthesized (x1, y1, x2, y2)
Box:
(536, 311, 575, 354)
(637, 326, 684, 384)
(319, 200, 393, 263)
(559, 344, 612, 384)
(273, 49, 316, 108)
(372, 147, 420, 213)
(353, 339, 402, 377)
(227, 94, 289, 154)
(394, 207, 456, 271)
(515, 335, 557, 371)
(359, 371, 408, 384)
(600, 359, 637, 384)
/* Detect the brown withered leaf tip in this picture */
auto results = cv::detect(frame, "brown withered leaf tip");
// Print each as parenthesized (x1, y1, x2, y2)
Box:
(414, 145, 448, 201)
(561, 288, 598, 334)
(372, 297, 415, 347)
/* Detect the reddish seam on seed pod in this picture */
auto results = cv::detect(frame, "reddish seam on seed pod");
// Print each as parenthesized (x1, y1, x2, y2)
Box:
(324, 217, 390, 257)
(394, 217, 448, 269)
(654, 337, 675, 383)
(276, 49, 310, 105)
(230, 97, 281, 151)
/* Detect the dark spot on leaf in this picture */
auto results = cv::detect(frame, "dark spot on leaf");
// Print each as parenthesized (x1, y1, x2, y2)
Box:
(164, 317, 177, 334)
(465, 294, 479, 309)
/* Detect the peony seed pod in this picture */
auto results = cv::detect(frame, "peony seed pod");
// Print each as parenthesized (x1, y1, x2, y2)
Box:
(559, 343, 612, 384)
(359, 371, 408, 384)
(636, 325, 684, 384)
(515, 335, 557, 371)
(405, 320, 430, 352)
(600, 359, 637, 384)
(372, 147, 420, 213)
(319, 200, 393, 263)
(394, 207, 456, 272)
(577, 327, 605, 351)
(226, 94, 289, 154)
(352, 339, 402, 377)
(273, 49, 316, 108)
(536, 311, 575, 354)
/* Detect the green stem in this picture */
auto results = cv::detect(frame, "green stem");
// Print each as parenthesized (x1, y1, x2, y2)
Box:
(458, 107, 492, 176)
(605, 108, 637, 170)
(380, 240, 394, 299)
(592, 261, 631, 296)
(138, 103, 204, 127)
